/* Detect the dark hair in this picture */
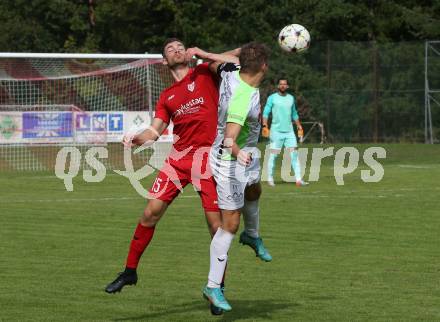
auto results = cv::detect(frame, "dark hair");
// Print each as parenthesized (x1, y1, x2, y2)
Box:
(277, 78, 289, 85)
(239, 42, 270, 74)
(162, 38, 184, 55)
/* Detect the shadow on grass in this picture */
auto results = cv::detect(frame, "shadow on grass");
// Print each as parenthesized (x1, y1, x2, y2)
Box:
(113, 299, 298, 321)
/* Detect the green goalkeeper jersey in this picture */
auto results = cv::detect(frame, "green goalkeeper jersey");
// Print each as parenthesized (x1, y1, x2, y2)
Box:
(262, 92, 298, 133)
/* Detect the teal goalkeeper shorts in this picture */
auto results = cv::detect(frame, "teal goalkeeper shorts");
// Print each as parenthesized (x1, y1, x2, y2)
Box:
(269, 130, 297, 149)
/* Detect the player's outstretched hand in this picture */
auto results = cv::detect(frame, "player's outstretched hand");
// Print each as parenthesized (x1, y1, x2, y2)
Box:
(262, 126, 270, 138)
(122, 126, 143, 147)
(122, 133, 136, 147)
(185, 47, 209, 62)
(238, 150, 252, 166)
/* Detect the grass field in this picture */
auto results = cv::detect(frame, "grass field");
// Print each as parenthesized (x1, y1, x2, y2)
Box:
(1, 144, 439, 321)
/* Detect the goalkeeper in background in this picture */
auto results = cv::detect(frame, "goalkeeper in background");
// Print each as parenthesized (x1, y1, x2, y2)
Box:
(262, 78, 308, 187)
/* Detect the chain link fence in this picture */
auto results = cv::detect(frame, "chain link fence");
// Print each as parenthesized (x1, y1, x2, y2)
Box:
(258, 41, 440, 143)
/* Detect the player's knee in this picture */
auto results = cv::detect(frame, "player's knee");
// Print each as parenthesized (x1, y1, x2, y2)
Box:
(222, 211, 240, 234)
(223, 222, 239, 234)
(140, 207, 161, 226)
(204, 210, 222, 237)
(208, 221, 221, 237)
(246, 191, 261, 201)
(245, 184, 262, 201)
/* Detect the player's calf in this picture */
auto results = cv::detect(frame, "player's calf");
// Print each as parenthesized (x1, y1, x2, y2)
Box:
(140, 200, 167, 226)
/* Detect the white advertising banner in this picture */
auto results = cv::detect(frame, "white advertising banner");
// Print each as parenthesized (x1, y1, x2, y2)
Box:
(123, 111, 173, 143)
(74, 111, 124, 143)
(1, 111, 74, 144)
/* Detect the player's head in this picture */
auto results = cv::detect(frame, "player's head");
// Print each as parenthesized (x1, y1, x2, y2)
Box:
(162, 38, 187, 68)
(277, 78, 289, 93)
(239, 42, 270, 75)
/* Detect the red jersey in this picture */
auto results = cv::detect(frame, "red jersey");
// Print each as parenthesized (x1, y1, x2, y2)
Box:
(154, 63, 219, 155)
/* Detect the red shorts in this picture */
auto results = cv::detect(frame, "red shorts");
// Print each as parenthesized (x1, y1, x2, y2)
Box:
(148, 151, 219, 212)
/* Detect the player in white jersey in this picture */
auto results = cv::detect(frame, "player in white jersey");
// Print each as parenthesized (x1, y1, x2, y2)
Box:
(203, 42, 271, 312)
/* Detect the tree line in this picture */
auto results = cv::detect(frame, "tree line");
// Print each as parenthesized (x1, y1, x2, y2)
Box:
(0, 0, 439, 142)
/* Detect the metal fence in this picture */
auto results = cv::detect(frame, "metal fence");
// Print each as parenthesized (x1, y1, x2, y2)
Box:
(259, 41, 440, 143)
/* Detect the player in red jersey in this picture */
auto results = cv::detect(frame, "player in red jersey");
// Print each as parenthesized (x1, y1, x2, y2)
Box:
(104, 38, 240, 298)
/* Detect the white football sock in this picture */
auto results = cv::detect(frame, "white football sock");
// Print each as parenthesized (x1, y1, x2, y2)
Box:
(207, 228, 234, 288)
(242, 199, 260, 238)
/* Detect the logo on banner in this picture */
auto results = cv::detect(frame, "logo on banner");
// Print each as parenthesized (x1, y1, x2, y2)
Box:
(23, 112, 72, 138)
(109, 114, 123, 131)
(0, 115, 17, 139)
(133, 114, 145, 127)
(92, 114, 107, 131)
(76, 113, 123, 132)
(76, 114, 91, 131)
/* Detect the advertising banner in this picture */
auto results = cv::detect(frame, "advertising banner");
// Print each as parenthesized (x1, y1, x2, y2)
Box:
(0, 111, 174, 144)
(0, 112, 23, 144)
(123, 111, 173, 143)
(74, 111, 124, 143)
(22, 112, 73, 143)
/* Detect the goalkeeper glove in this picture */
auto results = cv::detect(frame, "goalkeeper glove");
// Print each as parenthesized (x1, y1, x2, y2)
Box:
(262, 125, 270, 138)
(297, 126, 304, 142)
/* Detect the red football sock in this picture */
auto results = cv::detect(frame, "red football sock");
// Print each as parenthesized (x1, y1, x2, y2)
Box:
(125, 223, 155, 269)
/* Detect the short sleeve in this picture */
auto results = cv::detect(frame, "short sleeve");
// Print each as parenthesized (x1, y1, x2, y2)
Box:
(262, 94, 274, 119)
(154, 93, 170, 124)
(226, 90, 254, 126)
(217, 63, 240, 79)
(291, 95, 299, 121)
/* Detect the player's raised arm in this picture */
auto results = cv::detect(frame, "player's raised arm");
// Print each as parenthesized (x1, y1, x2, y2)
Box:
(185, 47, 240, 75)
(208, 48, 241, 74)
(185, 47, 240, 65)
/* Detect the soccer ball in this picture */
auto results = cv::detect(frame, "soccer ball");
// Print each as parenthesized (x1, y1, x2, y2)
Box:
(278, 24, 311, 53)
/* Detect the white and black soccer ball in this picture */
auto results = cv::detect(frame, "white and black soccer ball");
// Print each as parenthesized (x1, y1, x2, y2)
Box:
(278, 24, 311, 53)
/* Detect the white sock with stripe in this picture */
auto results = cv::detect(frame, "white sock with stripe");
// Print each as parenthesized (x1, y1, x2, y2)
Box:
(207, 228, 234, 288)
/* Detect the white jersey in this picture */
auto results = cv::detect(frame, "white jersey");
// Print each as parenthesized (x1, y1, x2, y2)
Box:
(209, 63, 262, 210)
(212, 63, 261, 161)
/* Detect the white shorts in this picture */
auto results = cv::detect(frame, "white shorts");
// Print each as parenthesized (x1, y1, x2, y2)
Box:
(209, 148, 261, 210)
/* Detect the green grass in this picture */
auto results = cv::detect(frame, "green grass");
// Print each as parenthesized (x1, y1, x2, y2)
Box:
(1, 144, 439, 321)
